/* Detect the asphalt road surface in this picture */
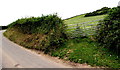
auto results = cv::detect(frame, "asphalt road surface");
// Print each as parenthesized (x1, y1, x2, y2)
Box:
(0, 30, 71, 68)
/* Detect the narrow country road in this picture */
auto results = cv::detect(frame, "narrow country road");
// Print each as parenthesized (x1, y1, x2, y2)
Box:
(0, 30, 71, 68)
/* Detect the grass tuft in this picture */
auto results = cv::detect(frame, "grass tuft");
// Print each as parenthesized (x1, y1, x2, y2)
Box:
(51, 38, 120, 68)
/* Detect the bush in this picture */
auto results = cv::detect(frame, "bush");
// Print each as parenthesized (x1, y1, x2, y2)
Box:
(96, 6, 120, 54)
(7, 14, 67, 52)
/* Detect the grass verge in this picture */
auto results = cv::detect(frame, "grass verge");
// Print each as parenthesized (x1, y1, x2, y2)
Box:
(50, 38, 120, 68)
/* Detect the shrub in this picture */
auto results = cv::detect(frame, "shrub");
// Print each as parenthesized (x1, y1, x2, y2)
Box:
(96, 6, 120, 54)
(7, 14, 67, 53)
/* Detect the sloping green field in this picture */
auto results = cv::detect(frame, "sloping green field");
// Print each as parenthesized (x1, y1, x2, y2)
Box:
(64, 14, 106, 25)
(64, 14, 107, 36)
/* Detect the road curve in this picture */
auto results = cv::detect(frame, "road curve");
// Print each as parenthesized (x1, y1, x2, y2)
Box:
(0, 30, 71, 68)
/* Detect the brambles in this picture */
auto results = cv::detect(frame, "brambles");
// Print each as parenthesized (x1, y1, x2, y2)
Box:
(5, 14, 67, 53)
(96, 6, 120, 54)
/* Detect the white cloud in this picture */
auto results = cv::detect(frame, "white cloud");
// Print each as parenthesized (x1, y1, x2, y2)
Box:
(0, 0, 119, 26)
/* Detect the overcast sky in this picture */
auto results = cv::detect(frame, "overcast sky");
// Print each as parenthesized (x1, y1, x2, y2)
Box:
(0, 0, 119, 26)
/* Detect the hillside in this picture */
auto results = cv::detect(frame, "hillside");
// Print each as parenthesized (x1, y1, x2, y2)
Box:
(64, 14, 106, 25)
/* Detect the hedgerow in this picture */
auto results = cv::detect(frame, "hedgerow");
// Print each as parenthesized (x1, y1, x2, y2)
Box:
(7, 14, 67, 52)
(96, 6, 120, 55)
(85, 7, 110, 17)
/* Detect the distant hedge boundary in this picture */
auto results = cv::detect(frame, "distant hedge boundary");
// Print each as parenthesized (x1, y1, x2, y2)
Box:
(85, 7, 111, 17)
(0, 26, 8, 30)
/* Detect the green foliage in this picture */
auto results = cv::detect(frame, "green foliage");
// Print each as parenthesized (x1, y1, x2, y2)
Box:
(6, 14, 67, 52)
(51, 38, 120, 68)
(8, 14, 66, 34)
(96, 7, 120, 54)
(85, 7, 111, 17)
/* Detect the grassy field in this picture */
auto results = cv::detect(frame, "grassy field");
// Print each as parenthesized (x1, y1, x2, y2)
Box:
(64, 14, 106, 25)
(64, 14, 107, 36)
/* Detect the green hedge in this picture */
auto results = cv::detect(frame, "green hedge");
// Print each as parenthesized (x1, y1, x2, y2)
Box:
(96, 6, 120, 54)
(85, 7, 111, 17)
(8, 15, 66, 34)
(7, 14, 67, 52)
